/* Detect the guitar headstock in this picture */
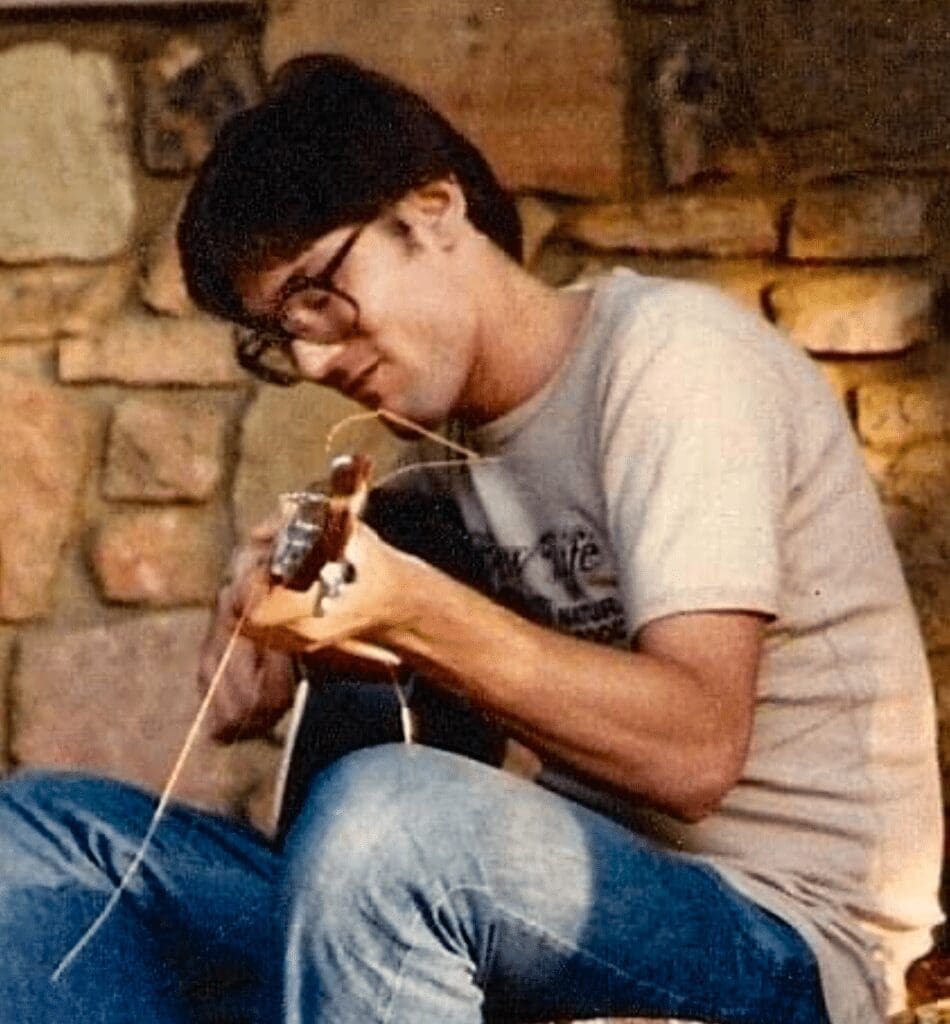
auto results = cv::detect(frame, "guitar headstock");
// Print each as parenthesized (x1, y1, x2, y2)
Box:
(269, 454, 374, 592)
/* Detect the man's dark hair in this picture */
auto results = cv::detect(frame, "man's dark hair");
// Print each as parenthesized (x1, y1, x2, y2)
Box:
(178, 54, 523, 325)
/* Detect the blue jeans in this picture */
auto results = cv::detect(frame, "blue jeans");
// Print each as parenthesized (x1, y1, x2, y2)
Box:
(0, 747, 830, 1024)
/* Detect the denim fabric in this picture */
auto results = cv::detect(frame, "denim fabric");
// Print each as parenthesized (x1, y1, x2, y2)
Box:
(286, 745, 830, 1024)
(1, 751, 830, 1024)
(0, 771, 281, 1023)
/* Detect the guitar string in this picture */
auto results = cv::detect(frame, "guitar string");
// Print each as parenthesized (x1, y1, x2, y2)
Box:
(52, 409, 475, 981)
(325, 407, 500, 501)
(322, 408, 491, 748)
(51, 590, 261, 982)
(325, 408, 483, 461)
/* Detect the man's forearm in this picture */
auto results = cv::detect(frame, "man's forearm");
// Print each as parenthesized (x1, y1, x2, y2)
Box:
(375, 559, 757, 821)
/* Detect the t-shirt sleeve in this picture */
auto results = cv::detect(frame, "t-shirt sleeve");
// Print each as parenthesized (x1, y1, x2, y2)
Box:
(599, 300, 789, 636)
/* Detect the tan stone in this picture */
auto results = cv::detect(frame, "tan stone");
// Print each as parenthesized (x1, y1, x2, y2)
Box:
(0, 262, 132, 342)
(138, 36, 264, 176)
(862, 448, 897, 492)
(560, 196, 779, 257)
(262, 0, 628, 196)
(856, 381, 950, 451)
(0, 44, 135, 262)
(139, 36, 262, 176)
(882, 501, 950, 574)
(788, 182, 932, 261)
(932, 652, 950, 796)
(682, 264, 772, 314)
(234, 384, 411, 541)
(59, 315, 249, 387)
(733, 1, 950, 164)
(906, 565, 950, 653)
(91, 509, 222, 606)
(883, 442, 950, 513)
(768, 274, 935, 356)
(10, 612, 280, 814)
(140, 209, 196, 317)
(0, 374, 90, 621)
(652, 43, 733, 189)
(0, 343, 56, 382)
(104, 395, 228, 503)
(516, 196, 559, 269)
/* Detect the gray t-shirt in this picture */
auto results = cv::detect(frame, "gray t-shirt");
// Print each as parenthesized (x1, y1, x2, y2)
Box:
(442, 268, 943, 1023)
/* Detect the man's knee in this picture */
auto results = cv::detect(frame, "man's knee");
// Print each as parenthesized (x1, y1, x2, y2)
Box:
(284, 746, 510, 921)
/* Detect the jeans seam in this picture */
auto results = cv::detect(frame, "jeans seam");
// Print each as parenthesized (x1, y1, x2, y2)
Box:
(383, 880, 693, 1024)
(382, 880, 491, 1024)
(383, 877, 820, 1024)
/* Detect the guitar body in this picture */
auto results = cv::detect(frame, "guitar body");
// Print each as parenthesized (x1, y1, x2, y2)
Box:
(267, 464, 508, 839)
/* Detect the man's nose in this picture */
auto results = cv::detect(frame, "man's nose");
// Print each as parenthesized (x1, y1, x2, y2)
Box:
(290, 340, 348, 382)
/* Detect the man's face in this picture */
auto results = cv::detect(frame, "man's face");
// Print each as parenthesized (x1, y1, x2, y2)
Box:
(238, 202, 480, 429)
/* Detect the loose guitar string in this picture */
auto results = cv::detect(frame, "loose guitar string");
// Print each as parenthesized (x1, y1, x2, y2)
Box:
(323, 409, 494, 743)
(51, 591, 261, 982)
(324, 407, 483, 461)
(325, 407, 502, 496)
(52, 408, 477, 981)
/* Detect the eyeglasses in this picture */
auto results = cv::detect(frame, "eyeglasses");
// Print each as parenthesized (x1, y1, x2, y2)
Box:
(235, 224, 366, 386)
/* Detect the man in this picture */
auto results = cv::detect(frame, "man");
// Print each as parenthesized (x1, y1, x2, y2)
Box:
(0, 54, 942, 1024)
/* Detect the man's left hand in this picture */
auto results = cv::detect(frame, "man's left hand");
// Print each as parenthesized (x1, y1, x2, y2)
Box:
(243, 520, 422, 658)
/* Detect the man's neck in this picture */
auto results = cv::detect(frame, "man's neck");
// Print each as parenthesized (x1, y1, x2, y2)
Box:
(455, 246, 591, 426)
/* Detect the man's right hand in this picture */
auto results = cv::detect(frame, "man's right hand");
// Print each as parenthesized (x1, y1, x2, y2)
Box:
(198, 527, 297, 743)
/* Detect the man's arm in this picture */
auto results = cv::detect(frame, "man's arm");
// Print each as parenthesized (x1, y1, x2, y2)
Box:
(255, 522, 763, 823)
(197, 525, 297, 742)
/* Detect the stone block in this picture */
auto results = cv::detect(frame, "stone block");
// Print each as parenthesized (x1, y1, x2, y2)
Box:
(652, 43, 735, 188)
(0, 345, 56, 388)
(91, 509, 222, 606)
(0, 44, 135, 263)
(581, 254, 775, 315)
(856, 381, 950, 451)
(262, 0, 629, 196)
(560, 196, 779, 257)
(103, 395, 228, 503)
(0, 374, 90, 621)
(732, 1, 950, 163)
(59, 315, 248, 387)
(234, 383, 410, 541)
(933, 651, 950, 786)
(139, 36, 262, 176)
(885, 443, 950, 515)
(10, 612, 280, 814)
(681, 264, 772, 314)
(788, 182, 932, 261)
(906, 565, 950, 653)
(863, 448, 897, 494)
(883, 502, 950, 578)
(768, 274, 935, 357)
(0, 262, 132, 343)
(139, 207, 197, 317)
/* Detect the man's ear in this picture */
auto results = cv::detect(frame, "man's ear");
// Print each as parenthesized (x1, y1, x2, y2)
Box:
(391, 177, 468, 252)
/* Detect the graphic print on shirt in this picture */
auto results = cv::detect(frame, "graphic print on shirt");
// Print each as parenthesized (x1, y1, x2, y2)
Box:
(470, 524, 628, 645)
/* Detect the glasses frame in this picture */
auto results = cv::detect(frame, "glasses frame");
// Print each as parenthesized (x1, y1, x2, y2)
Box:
(236, 223, 366, 386)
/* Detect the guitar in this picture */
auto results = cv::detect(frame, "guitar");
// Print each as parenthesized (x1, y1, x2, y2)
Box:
(259, 455, 517, 837)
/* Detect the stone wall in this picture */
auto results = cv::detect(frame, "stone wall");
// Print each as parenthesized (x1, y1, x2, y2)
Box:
(0, 1, 948, 831)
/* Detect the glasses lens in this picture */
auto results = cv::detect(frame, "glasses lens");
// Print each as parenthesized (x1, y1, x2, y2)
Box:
(234, 326, 301, 386)
(279, 284, 360, 346)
